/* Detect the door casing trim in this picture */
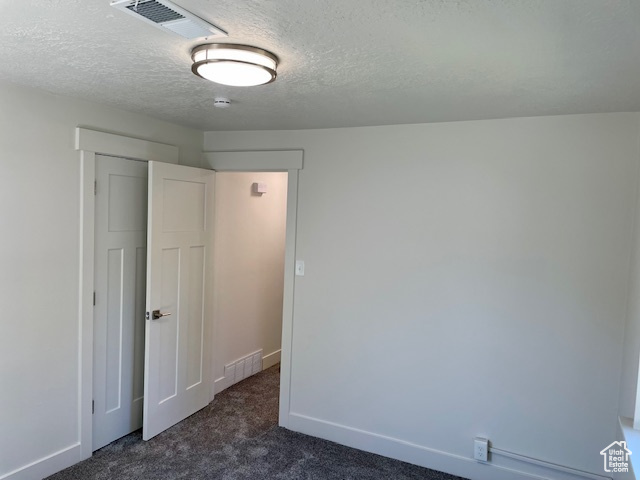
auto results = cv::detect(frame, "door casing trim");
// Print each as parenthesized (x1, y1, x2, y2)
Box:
(204, 150, 304, 428)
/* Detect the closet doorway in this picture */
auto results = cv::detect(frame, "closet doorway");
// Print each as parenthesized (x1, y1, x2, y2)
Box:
(92, 156, 216, 448)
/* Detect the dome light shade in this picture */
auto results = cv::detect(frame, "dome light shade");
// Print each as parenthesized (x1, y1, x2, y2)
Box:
(191, 44, 278, 87)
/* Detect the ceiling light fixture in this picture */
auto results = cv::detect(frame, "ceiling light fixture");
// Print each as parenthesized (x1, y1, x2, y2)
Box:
(191, 44, 278, 87)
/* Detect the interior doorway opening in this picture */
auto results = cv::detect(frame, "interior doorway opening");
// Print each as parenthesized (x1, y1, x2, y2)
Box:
(211, 172, 288, 398)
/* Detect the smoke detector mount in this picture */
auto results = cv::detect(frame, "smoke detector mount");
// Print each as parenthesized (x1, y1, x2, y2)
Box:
(214, 97, 231, 109)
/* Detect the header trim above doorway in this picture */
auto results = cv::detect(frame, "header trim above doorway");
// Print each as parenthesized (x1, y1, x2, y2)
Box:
(75, 128, 179, 164)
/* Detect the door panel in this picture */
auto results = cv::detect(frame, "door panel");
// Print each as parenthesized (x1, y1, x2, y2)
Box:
(105, 248, 124, 413)
(93, 156, 148, 451)
(186, 246, 205, 389)
(158, 247, 180, 403)
(143, 161, 214, 441)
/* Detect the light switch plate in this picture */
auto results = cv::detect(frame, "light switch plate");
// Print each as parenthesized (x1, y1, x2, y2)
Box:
(295, 260, 305, 276)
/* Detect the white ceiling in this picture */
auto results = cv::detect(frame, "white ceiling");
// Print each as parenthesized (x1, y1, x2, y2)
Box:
(2, 1, 640, 131)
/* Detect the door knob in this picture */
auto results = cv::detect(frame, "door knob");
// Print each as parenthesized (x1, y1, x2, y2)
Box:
(146, 310, 172, 320)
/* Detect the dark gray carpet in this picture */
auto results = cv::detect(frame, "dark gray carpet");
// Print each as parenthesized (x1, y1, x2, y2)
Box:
(47, 365, 466, 479)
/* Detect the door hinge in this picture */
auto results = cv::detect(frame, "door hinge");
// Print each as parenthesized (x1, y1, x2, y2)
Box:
(92, 400, 95, 414)
(94, 180, 97, 195)
(93, 291, 96, 306)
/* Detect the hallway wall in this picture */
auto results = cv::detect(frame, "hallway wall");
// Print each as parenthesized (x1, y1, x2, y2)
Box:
(212, 172, 288, 393)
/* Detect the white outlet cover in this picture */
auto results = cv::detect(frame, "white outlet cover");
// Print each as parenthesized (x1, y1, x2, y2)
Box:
(295, 260, 305, 276)
(474, 437, 489, 462)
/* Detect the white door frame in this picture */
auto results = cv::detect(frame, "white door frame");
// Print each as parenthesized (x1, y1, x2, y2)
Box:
(203, 150, 303, 428)
(77, 127, 302, 461)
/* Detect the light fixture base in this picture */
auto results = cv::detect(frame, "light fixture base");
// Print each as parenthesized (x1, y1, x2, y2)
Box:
(191, 44, 278, 87)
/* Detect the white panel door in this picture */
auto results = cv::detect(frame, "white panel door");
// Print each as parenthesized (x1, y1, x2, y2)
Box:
(143, 161, 215, 441)
(93, 155, 148, 451)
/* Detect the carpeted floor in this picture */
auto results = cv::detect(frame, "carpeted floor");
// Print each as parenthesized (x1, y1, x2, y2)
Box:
(47, 365, 466, 479)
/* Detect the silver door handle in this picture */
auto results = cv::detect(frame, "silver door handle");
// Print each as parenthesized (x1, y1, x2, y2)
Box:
(148, 310, 172, 320)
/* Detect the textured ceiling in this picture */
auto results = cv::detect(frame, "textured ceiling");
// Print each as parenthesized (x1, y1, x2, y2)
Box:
(2, 1, 640, 131)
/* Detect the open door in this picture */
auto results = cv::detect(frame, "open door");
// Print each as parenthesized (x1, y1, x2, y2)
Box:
(143, 161, 215, 441)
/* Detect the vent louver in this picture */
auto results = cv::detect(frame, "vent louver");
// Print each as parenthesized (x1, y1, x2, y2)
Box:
(111, 0, 227, 40)
(126, 1, 184, 24)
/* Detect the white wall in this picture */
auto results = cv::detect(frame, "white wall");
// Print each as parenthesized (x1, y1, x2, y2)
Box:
(619, 158, 640, 421)
(3, 80, 638, 480)
(213, 172, 287, 391)
(205, 113, 640, 479)
(0, 80, 203, 479)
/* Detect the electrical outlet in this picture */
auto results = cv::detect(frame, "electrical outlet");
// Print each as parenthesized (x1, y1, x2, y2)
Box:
(474, 437, 489, 462)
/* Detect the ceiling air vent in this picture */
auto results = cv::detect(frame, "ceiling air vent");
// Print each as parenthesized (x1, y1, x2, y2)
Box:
(110, 0, 227, 39)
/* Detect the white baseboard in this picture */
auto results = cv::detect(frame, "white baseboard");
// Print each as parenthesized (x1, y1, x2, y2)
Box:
(287, 413, 606, 480)
(213, 375, 231, 395)
(263, 349, 281, 370)
(0, 443, 82, 480)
